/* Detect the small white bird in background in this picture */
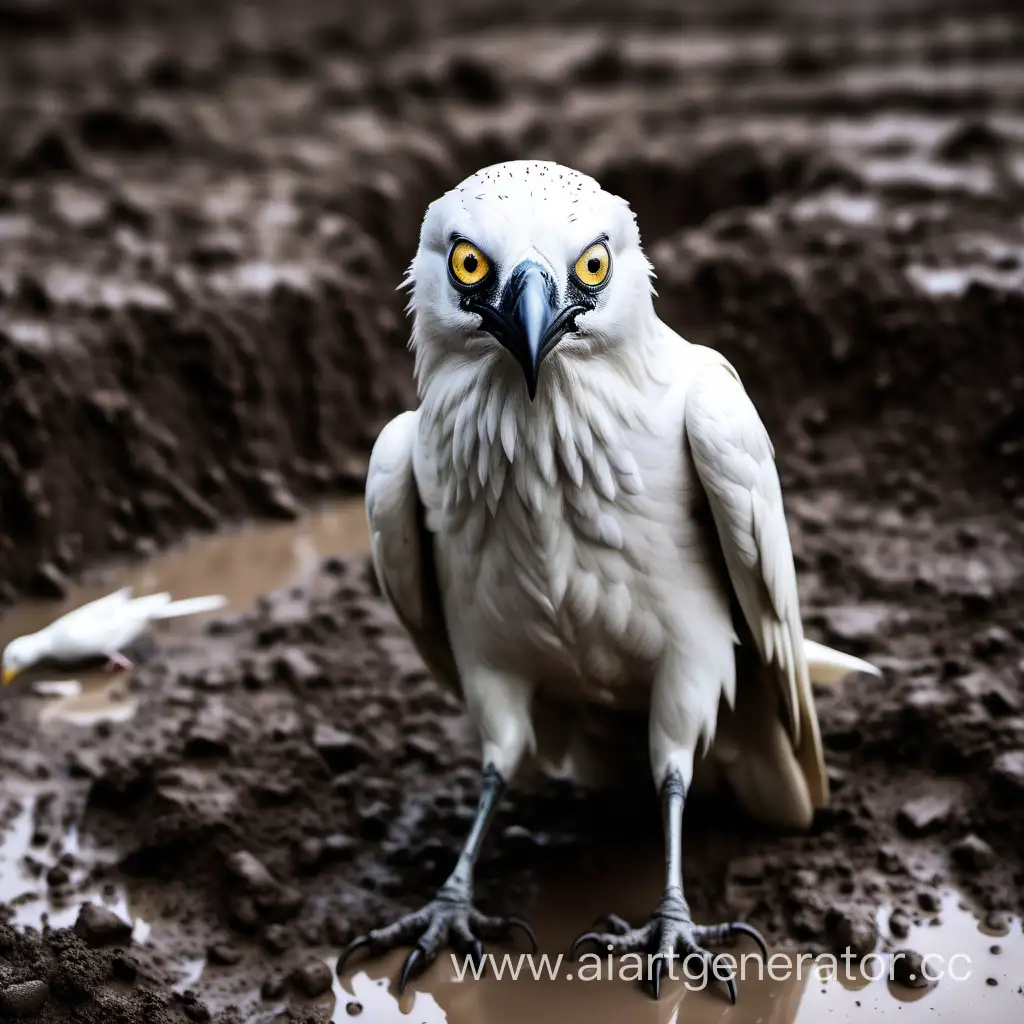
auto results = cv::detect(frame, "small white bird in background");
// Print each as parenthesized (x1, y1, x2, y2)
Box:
(2, 587, 227, 685)
(353, 160, 880, 999)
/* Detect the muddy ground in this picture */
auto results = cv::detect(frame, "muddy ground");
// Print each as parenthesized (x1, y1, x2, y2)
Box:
(1, 0, 1024, 1019)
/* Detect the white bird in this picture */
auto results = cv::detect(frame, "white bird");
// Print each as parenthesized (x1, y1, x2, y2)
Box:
(2, 587, 227, 685)
(349, 160, 880, 999)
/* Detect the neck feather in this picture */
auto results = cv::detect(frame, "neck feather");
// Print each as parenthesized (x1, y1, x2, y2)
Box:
(417, 320, 670, 517)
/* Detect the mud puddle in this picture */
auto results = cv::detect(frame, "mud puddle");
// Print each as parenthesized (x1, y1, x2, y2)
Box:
(0, 499, 369, 727)
(327, 850, 1023, 1023)
(326, 901, 1024, 1023)
(0, 499, 370, 975)
(4, 498, 1021, 1021)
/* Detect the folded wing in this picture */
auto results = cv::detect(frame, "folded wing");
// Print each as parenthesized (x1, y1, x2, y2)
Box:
(685, 361, 827, 823)
(365, 410, 460, 689)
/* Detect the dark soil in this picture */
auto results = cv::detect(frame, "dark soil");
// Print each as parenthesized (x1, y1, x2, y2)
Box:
(2, 0, 1024, 1020)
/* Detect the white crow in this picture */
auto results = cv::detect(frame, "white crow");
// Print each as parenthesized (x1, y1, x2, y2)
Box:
(349, 160, 880, 998)
(2, 586, 227, 685)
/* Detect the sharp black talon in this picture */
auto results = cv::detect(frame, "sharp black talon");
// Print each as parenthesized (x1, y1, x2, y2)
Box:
(339, 892, 536, 992)
(398, 945, 424, 994)
(506, 915, 538, 953)
(591, 912, 630, 934)
(651, 961, 662, 1001)
(731, 922, 768, 961)
(725, 973, 738, 1005)
(570, 932, 600, 960)
(337, 935, 371, 974)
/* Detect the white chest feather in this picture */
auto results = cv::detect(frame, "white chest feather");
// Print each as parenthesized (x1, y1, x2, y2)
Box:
(415, 353, 708, 705)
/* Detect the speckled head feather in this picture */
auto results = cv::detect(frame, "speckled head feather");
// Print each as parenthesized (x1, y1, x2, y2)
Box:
(406, 160, 657, 397)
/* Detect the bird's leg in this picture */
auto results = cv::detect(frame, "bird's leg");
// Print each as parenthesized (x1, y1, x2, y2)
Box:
(337, 763, 537, 992)
(102, 652, 134, 673)
(571, 768, 767, 1002)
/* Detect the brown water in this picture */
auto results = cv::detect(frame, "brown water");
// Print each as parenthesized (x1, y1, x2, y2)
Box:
(0, 498, 371, 726)
(331, 857, 1024, 1024)
(0, 498, 371, 961)
(2, 501, 1020, 1022)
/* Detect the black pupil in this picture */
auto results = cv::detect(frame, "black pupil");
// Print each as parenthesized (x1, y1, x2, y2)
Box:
(463, 253, 478, 273)
(587, 256, 601, 274)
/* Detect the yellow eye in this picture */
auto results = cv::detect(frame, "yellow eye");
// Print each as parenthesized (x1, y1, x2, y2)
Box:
(449, 241, 490, 287)
(574, 242, 611, 289)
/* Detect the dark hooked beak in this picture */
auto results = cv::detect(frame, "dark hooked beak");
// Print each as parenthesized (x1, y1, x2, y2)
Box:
(463, 260, 588, 400)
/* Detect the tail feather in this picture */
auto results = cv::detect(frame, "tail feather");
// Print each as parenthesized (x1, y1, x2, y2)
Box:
(150, 595, 228, 620)
(713, 640, 880, 831)
(713, 662, 815, 830)
(804, 639, 880, 685)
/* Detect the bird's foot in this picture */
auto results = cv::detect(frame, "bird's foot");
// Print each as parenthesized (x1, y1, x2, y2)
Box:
(570, 887, 767, 1002)
(102, 652, 134, 673)
(337, 881, 537, 993)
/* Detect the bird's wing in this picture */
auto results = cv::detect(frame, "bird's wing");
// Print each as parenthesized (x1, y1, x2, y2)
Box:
(45, 589, 150, 661)
(46, 586, 133, 631)
(40, 586, 136, 647)
(365, 410, 460, 689)
(54, 592, 213, 661)
(684, 358, 827, 811)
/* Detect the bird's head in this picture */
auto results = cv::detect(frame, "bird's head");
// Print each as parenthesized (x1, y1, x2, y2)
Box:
(2, 635, 39, 686)
(407, 160, 655, 399)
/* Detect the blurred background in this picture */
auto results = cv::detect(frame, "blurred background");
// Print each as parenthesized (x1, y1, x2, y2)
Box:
(0, 0, 1022, 1021)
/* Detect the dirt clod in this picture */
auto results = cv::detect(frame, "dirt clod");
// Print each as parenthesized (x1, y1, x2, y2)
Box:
(983, 911, 1010, 934)
(991, 751, 1024, 799)
(311, 724, 369, 774)
(953, 834, 997, 873)
(224, 852, 277, 894)
(206, 944, 243, 967)
(897, 795, 954, 837)
(0, 979, 50, 1017)
(892, 949, 932, 989)
(73, 905, 133, 948)
(290, 960, 333, 998)
(827, 909, 879, 960)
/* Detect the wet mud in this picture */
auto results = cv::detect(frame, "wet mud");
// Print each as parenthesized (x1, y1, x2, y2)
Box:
(2, 0, 1024, 1020)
